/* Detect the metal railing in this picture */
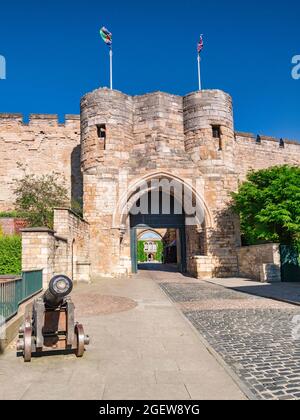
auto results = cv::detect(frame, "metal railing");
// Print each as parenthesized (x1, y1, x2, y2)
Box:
(0, 270, 43, 322)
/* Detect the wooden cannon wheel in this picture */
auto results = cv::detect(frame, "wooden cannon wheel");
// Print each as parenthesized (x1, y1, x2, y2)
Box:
(75, 324, 86, 358)
(23, 318, 33, 363)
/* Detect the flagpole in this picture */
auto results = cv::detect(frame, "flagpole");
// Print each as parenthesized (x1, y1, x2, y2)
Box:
(109, 47, 113, 90)
(197, 53, 201, 91)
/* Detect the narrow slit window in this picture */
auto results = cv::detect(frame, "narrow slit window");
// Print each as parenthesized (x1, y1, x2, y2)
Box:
(218, 138, 223, 151)
(97, 124, 106, 139)
(212, 125, 221, 139)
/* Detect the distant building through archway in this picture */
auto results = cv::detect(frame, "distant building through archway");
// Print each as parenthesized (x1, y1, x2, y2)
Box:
(137, 230, 163, 264)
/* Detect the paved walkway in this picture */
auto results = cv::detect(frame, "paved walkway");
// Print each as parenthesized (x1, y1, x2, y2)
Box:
(208, 278, 300, 306)
(0, 270, 246, 400)
(157, 273, 300, 400)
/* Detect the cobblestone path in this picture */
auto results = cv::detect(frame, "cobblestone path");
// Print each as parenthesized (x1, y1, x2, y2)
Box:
(159, 281, 300, 400)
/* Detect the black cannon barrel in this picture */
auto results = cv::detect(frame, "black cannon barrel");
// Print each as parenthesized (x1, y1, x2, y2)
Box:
(43, 275, 73, 307)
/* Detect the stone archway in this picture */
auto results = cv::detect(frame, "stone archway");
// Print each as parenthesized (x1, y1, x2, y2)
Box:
(137, 229, 164, 241)
(114, 171, 213, 231)
(114, 172, 213, 276)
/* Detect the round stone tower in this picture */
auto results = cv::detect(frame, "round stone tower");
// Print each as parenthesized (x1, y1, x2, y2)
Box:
(80, 88, 134, 277)
(183, 90, 235, 164)
(80, 88, 133, 172)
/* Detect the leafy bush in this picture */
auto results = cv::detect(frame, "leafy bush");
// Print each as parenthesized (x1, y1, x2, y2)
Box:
(0, 235, 22, 275)
(0, 211, 29, 219)
(232, 165, 300, 248)
(137, 241, 148, 263)
(14, 173, 69, 229)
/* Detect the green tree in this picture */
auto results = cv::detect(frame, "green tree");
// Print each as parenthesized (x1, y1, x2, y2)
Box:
(231, 165, 300, 249)
(14, 173, 69, 229)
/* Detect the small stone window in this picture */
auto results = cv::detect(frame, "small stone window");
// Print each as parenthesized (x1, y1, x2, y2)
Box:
(212, 125, 221, 139)
(97, 124, 106, 139)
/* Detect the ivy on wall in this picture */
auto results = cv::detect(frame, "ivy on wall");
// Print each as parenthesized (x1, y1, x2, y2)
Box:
(137, 241, 148, 263)
(156, 242, 164, 262)
(137, 241, 164, 263)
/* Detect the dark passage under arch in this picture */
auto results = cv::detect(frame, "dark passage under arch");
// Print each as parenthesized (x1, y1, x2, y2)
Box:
(130, 191, 187, 274)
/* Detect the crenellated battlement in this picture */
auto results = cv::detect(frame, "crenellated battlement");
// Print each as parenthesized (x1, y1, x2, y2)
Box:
(0, 88, 299, 214)
(0, 113, 80, 127)
(235, 131, 300, 147)
(0, 112, 81, 212)
(233, 131, 300, 177)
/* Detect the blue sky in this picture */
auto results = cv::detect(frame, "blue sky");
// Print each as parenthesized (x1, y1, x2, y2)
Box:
(0, 0, 299, 139)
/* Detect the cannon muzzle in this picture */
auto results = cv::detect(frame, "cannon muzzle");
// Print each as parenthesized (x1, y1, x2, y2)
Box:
(43, 275, 73, 307)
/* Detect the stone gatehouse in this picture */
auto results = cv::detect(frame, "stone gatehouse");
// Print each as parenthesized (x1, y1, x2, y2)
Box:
(1, 87, 300, 282)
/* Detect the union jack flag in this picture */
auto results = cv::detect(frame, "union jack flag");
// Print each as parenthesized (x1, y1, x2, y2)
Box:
(197, 35, 204, 54)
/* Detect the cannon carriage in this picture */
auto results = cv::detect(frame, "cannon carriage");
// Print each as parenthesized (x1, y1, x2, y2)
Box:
(17, 275, 89, 362)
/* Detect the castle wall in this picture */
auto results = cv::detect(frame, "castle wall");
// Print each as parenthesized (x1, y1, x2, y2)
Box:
(0, 114, 81, 211)
(79, 88, 300, 278)
(234, 133, 300, 180)
(237, 243, 281, 282)
(132, 92, 185, 162)
(1, 87, 300, 280)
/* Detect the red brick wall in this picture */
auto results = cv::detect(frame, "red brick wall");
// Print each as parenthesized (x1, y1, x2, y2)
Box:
(0, 218, 28, 236)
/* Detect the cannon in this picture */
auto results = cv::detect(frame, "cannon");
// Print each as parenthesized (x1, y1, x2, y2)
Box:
(17, 275, 90, 362)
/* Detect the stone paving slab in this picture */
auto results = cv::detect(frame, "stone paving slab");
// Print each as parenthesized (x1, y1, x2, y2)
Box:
(160, 282, 255, 303)
(208, 278, 300, 306)
(0, 272, 246, 400)
(158, 278, 300, 400)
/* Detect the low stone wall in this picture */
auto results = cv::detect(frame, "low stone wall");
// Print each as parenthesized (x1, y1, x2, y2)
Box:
(21, 210, 90, 287)
(189, 256, 214, 280)
(237, 244, 281, 282)
(21, 228, 65, 287)
(53, 208, 90, 283)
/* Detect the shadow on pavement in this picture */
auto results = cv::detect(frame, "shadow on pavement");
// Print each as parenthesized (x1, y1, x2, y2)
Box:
(224, 283, 300, 306)
(138, 263, 180, 273)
